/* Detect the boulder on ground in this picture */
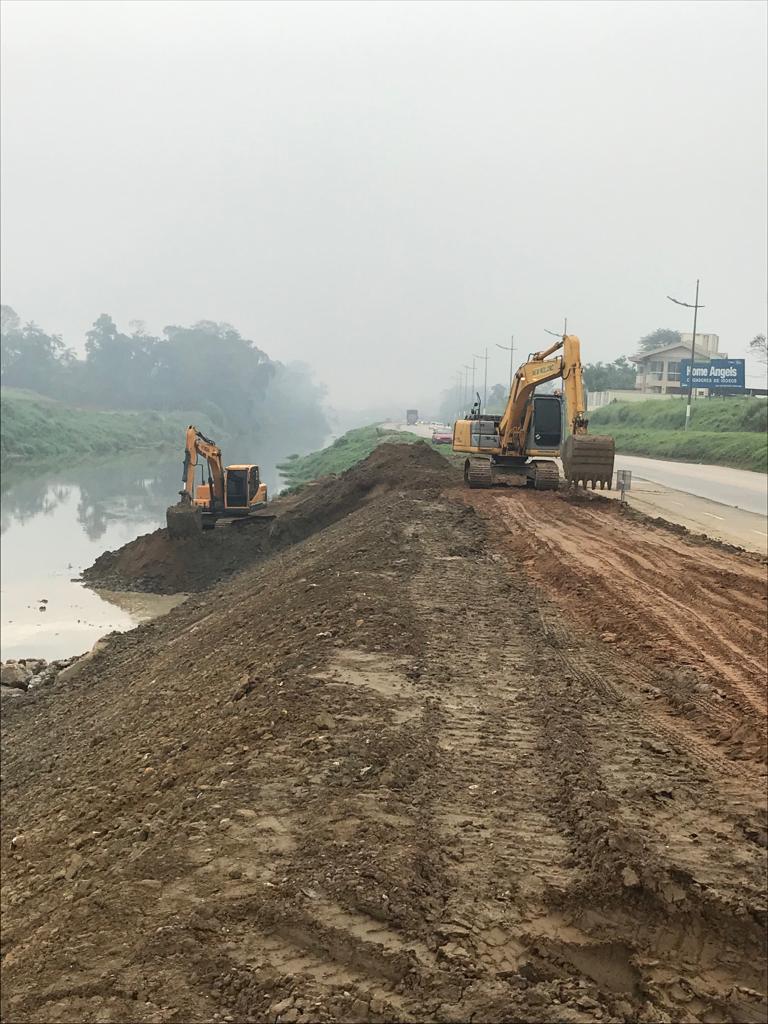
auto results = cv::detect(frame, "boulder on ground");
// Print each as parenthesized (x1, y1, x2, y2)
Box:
(1, 662, 32, 689)
(1, 684, 27, 702)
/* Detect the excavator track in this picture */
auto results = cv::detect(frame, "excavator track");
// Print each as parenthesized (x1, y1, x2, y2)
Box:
(465, 459, 495, 489)
(528, 460, 560, 491)
(561, 434, 615, 490)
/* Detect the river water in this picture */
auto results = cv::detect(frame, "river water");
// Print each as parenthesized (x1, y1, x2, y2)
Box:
(0, 447, 290, 661)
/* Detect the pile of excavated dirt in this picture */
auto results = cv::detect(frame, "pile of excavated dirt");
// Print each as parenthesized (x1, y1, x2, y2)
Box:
(2, 449, 766, 1024)
(83, 442, 456, 594)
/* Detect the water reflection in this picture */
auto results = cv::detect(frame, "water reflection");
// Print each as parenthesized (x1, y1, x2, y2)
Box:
(0, 442, 292, 659)
(1, 443, 288, 540)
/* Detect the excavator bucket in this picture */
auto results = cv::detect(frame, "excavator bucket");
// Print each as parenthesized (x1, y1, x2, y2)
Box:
(166, 500, 203, 540)
(561, 434, 615, 490)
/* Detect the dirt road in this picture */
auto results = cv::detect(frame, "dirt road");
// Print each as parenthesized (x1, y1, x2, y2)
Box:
(2, 445, 766, 1024)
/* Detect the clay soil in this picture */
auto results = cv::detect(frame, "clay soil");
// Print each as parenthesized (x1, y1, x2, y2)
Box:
(2, 444, 766, 1024)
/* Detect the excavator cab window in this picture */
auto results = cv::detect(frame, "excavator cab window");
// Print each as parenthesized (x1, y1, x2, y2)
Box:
(226, 469, 248, 508)
(530, 395, 563, 450)
(248, 467, 260, 498)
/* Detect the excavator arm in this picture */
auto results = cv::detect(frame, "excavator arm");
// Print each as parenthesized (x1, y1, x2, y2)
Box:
(498, 335, 588, 453)
(167, 425, 226, 539)
(180, 426, 225, 505)
(499, 335, 613, 487)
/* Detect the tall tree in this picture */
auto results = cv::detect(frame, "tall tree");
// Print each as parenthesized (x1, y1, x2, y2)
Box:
(637, 328, 681, 353)
(583, 356, 636, 392)
(1, 306, 73, 393)
(749, 333, 767, 366)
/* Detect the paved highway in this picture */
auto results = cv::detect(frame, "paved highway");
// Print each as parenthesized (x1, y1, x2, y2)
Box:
(611, 453, 767, 516)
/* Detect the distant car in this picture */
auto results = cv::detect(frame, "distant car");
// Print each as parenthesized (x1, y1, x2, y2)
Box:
(431, 428, 453, 445)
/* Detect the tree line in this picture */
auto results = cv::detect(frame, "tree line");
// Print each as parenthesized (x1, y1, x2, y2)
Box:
(0, 306, 328, 445)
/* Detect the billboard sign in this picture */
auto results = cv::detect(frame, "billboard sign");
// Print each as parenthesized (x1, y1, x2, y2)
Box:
(680, 359, 745, 389)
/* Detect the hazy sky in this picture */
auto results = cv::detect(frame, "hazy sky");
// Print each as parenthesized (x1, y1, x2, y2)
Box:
(2, 0, 766, 407)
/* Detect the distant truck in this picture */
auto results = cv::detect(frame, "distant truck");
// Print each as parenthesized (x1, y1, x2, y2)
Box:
(406, 409, 419, 425)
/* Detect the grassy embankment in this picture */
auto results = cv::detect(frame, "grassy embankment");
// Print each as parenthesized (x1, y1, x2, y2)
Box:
(590, 398, 767, 473)
(0, 388, 214, 462)
(278, 425, 427, 489)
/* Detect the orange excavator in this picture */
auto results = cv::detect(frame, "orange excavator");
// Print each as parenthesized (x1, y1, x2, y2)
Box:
(452, 335, 615, 490)
(166, 426, 269, 539)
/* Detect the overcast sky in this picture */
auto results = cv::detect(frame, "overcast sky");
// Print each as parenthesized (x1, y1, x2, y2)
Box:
(2, 0, 766, 407)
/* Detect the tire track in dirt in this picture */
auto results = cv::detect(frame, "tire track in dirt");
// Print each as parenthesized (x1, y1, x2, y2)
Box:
(478, 489, 768, 767)
(410, 549, 580, 912)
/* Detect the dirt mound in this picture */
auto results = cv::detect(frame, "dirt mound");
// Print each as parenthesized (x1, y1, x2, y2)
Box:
(83, 442, 458, 594)
(3, 452, 766, 1024)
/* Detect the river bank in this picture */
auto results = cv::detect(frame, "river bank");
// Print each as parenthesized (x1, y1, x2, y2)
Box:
(0, 388, 222, 462)
(0, 445, 288, 661)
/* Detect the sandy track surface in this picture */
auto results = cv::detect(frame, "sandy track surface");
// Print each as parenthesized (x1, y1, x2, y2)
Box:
(2, 446, 766, 1024)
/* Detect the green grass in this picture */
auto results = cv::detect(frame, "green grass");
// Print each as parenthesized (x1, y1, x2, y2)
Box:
(588, 398, 767, 472)
(595, 426, 766, 473)
(590, 396, 767, 433)
(1, 388, 216, 461)
(277, 425, 425, 488)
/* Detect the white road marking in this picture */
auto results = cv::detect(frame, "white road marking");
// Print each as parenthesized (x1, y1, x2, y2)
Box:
(752, 530, 767, 537)
(702, 512, 724, 521)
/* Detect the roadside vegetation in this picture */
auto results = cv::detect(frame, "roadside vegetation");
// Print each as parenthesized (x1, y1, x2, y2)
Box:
(277, 425, 426, 489)
(0, 388, 217, 462)
(1, 306, 328, 452)
(590, 398, 768, 472)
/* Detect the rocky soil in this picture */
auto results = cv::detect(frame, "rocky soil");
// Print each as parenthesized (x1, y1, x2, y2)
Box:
(1, 443, 766, 1024)
(1, 656, 79, 706)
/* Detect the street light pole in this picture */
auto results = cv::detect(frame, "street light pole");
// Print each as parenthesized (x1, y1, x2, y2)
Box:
(474, 348, 489, 412)
(496, 336, 515, 389)
(462, 364, 472, 412)
(667, 280, 704, 431)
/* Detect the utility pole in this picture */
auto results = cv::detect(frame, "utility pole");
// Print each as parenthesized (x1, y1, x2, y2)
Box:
(497, 336, 515, 389)
(474, 348, 489, 412)
(668, 280, 704, 431)
(462, 364, 472, 412)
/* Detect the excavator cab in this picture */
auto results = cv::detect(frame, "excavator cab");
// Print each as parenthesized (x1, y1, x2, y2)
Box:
(224, 465, 267, 513)
(526, 395, 563, 452)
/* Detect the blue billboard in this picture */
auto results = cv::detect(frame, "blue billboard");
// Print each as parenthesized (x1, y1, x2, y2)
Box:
(680, 359, 746, 389)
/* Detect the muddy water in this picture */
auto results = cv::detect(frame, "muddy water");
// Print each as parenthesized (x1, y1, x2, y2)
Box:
(0, 449, 287, 661)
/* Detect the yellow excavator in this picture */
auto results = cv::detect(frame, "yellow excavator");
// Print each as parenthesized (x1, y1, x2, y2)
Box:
(453, 334, 615, 490)
(166, 426, 269, 538)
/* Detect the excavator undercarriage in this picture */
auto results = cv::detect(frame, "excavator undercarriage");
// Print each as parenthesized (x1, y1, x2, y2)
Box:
(464, 457, 560, 490)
